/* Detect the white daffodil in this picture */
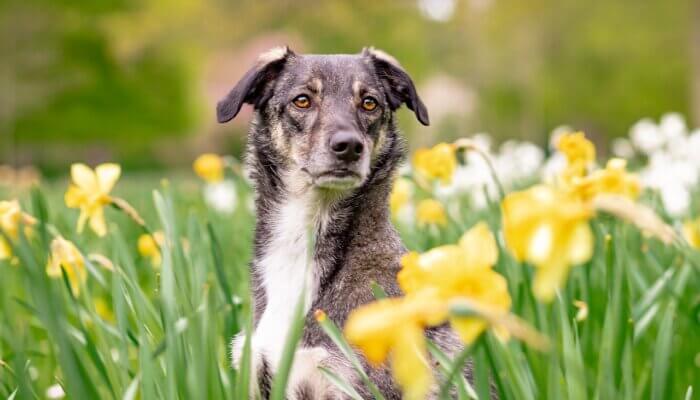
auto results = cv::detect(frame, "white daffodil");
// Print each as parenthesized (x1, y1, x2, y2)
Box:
(203, 181, 238, 214)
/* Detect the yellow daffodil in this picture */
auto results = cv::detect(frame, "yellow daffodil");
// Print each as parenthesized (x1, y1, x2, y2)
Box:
(448, 270, 511, 344)
(458, 221, 499, 267)
(65, 163, 121, 237)
(412, 143, 457, 184)
(557, 131, 595, 168)
(346, 222, 540, 398)
(683, 217, 700, 248)
(573, 300, 588, 322)
(502, 185, 594, 302)
(398, 222, 511, 343)
(46, 237, 87, 296)
(571, 158, 640, 202)
(137, 231, 165, 267)
(94, 298, 115, 322)
(344, 291, 446, 400)
(416, 199, 447, 227)
(556, 131, 595, 183)
(0, 200, 36, 261)
(390, 323, 432, 400)
(193, 154, 225, 183)
(389, 177, 414, 216)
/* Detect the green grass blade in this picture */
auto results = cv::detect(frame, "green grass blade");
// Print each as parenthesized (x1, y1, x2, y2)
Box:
(122, 374, 140, 400)
(234, 315, 253, 400)
(370, 281, 388, 300)
(318, 366, 364, 400)
(269, 287, 307, 400)
(651, 301, 675, 400)
(427, 340, 476, 400)
(315, 312, 386, 400)
(556, 295, 586, 400)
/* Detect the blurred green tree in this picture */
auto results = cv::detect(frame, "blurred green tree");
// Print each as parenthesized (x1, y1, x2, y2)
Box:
(1, 0, 695, 170)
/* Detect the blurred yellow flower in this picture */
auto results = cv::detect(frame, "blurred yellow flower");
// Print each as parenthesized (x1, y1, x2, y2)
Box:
(137, 231, 165, 267)
(573, 300, 588, 322)
(448, 271, 512, 344)
(571, 158, 640, 202)
(502, 185, 594, 302)
(344, 292, 445, 400)
(557, 131, 595, 183)
(412, 143, 457, 184)
(683, 217, 700, 248)
(46, 237, 87, 296)
(389, 177, 413, 216)
(458, 221, 499, 267)
(94, 298, 115, 322)
(193, 154, 225, 183)
(0, 200, 36, 261)
(346, 222, 543, 398)
(557, 131, 595, 167)
(65, 163, 121, 237)
(398, 222, 511, 344)
(415, 199, 447, 227)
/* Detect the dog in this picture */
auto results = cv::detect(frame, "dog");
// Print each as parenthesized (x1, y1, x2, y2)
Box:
(217, 47, 470, 399)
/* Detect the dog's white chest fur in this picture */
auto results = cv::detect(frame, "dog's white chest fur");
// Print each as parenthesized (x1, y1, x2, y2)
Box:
(233, 193, 323, 373)
(257, 195, 318, 367)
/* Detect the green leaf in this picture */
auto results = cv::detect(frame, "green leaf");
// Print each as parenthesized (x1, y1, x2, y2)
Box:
(234, 316, 253, 400)
(318, 366, 364, 400)
(651, 301, 675, 400)
(556, 295, 586, 400)
(315, 313, 386, 400)
(427, 340, 476, 400)
(269, 286, 307, 400)
(370, 281, 388, 300)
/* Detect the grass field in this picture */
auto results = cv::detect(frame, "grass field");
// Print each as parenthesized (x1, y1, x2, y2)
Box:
(1, 126, 699, 399)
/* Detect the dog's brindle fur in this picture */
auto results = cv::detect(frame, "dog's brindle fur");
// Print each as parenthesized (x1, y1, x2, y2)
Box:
(218, 47, 471, 399)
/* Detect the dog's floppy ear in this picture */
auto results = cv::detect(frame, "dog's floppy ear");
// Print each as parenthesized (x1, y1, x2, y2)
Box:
(362, 47, 429, 126)
(217, 46, 295, 123)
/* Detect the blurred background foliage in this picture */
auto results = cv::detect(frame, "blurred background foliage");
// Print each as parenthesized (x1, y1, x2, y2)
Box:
(1, 0, 698, 173)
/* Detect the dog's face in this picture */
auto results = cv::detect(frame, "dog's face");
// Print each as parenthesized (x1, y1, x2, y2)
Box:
(217, 47, 428, 194)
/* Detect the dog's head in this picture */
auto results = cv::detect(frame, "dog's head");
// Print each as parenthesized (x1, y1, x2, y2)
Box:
(217, 47, 428, 195)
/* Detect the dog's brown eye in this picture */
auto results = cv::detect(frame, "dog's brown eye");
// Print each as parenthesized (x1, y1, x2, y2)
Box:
(293, 95, 311, 109)
(361, 97, 378, 111)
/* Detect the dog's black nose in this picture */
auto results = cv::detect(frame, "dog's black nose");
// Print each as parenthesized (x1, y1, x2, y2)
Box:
(330, 131, 363, 162)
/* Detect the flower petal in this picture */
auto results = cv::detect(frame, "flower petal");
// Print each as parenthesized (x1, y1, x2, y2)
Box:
(95, 163, 121, 193)
(344, 299, 399, 365)
(391, 326, 432, 400)
(450, 316, 488, 345)
(566, 223, 593, 265)
(532, 260, 570, 303)
(46, 256, 62, 277)
(71, 163, 97, 191)
(459, 221, 498, 267)
(64, 185, 85, 208)
(527, 223, 554, 265)
(0, 238, 12, 260)
(76, 210, 88, 234)
(89, 208, 108, 237)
